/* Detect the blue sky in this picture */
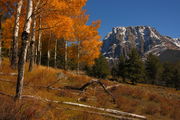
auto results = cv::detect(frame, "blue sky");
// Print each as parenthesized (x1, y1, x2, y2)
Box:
(84, 0, 180, 39)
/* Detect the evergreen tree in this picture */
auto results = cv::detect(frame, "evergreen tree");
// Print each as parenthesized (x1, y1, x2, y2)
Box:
(162, 62, 180, 89)
(145, 53, 162, 84)
(172, 67, 180, 90)
(111, 66, 118, 79)
(86, 54, 110, 79)
(126, 49, 144, 85)
(162, 62, 174, 87)
(117, 55, 127, 83)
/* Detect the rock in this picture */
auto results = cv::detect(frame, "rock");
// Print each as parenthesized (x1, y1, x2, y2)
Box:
(102, 26, 180, 61)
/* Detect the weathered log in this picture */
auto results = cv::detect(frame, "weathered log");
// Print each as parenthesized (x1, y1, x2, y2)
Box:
(0, 72, 18, 76)
(63, 102, 146, 120)
(0, 92, 146, 120)
(64, 79, 116, 103)
(57, 107, 135, 120)
(0, 78, 15, 83)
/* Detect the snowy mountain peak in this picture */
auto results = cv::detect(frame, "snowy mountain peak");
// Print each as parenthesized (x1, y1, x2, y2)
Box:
(173, 38, 180, 47)
(102, 26, 180, 59)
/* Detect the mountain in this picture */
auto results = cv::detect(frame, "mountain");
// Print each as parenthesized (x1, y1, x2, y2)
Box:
(102, 26, 180, 60)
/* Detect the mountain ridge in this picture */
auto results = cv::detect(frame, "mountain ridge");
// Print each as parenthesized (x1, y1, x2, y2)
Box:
(102, 26, 180, 59)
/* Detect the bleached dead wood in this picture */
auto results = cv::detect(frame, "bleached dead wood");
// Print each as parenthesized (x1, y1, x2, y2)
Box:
(0, 92, 146, 120)
(0, 72, 18, 76)
(64, 79, 116, 103)
(22, 95, 146, 120)
(57, 107, 135, 120)
(106, 84, 121, 90)
(0, 78, 15, 83)
(63, 102, 146, 120)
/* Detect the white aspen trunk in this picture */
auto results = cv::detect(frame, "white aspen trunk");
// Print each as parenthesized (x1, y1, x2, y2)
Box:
(28, 17, 36, 72)
(11, 0, 24, 69)
(0, 15, 2, 69)
(15, 0, 33, 100)
(64, 40, 67, 70)
(77, 41, 80, 74)
(47, 32, 51, 68)
(28, 0, 40, 72)
(37, 16, 42, 65)
(47, 50, 50, 68)
(54, 39, 57, 68)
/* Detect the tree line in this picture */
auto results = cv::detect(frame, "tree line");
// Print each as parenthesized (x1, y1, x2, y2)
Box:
(0, 0, 102, 100)
(87, 49, 180, 90)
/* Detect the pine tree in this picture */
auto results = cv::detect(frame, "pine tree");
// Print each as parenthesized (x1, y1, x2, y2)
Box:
(117, 55, 127, 83)
(86, 54, 110, 79)
(162, 62, 180, 89)
(162, 62, 174, 87)
(145, 53, 162, 84)
(126, 49, 144, 85)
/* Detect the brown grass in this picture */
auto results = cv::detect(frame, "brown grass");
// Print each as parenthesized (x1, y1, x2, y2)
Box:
(0, 59, 179, 120)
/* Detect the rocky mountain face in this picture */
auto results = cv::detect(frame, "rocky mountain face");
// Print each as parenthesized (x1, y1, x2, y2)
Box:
(102, 26, 180, 60)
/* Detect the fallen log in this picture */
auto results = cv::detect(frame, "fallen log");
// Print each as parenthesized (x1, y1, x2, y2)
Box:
(57, 107, 135, 120)
(0, 78, 16, 83)
(106, 84, 121, 90)
(22, 95, 146, 120)
(0, 92, 146, 120)
(0, 72, 18, 76)
(64, 79, 116, 103)
(63, 102, 146, 120)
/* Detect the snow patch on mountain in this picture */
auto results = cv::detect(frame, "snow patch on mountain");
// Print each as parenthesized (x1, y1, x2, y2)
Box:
(102, 26, 180, 59)
(172, 38, 180, 47)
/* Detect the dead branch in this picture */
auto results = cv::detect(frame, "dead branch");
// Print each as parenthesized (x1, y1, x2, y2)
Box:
(106, 84, 121, 90)
(64, 79, 116, 103)
(46, 72, 67, 88)
(0, 91, 14, 98)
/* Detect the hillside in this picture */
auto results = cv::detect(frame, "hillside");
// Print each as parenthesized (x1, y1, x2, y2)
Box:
(159, 50, 180, 63)
(0, 59, 180, 120)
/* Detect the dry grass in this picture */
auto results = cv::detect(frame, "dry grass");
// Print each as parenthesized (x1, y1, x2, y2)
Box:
(0, 58, 180, 120)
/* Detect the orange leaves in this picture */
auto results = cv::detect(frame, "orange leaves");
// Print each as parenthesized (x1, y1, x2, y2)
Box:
(73, 17, 102, 66)
(2, 17, 14, 48)
(44, 15, 74, 40)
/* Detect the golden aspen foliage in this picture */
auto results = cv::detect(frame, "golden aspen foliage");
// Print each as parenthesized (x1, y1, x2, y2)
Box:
(2, 17, 14, 48)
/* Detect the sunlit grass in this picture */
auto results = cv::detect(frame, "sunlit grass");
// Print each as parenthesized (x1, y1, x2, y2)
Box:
(0, 58, 179, 120)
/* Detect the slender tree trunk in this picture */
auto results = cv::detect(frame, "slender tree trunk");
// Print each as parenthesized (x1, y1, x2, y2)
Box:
(28, 0, 40, 72)
(15, 0, 33, 100)
(64, 40, 67, 70)
(47, 50, 50, 68)
(77, 41, 80, 74)
(37, 16, 42, 65)
(0, 15, 2, 68)
(47, 32, 51, 68)
(54, 39, 57, 68)
(11, 0, 24, 69)
(28, 17, 36, 72)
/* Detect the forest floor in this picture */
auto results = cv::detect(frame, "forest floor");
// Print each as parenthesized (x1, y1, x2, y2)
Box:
(0, 59, 180, 120)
